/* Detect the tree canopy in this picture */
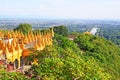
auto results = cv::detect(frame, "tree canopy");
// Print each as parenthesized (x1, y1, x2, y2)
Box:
(14, 23, 32, 34)
(53, 25, 68, 36)
(74, 34, 120, 79)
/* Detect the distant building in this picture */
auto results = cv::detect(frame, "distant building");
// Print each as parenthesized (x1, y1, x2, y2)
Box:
(68, 35, 77, 40)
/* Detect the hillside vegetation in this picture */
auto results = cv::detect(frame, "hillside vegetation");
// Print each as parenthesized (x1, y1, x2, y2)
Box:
(29, 35, 111, 79)
(1, 25, 120, 80)
(74, 34, 120, 79)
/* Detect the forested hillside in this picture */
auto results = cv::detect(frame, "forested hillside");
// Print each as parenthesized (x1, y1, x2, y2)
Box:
(27, 33, 120, 80)
(99, 26, 120, 45)
(74, 34, 120, 79)
(1, 25, 120, 80)
(26, 24, 120, 79)
(28, 34, 111, 79)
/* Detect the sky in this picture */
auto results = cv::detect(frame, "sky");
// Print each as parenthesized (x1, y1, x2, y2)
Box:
(0, 0, 120, 19)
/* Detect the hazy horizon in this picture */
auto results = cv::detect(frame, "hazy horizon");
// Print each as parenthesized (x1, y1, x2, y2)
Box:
(0, 0, 120, 20)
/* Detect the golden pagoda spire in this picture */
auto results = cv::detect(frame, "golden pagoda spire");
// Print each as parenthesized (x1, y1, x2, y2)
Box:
(6, 40, 11, 50)
(17, 31, 21, 39)
(0, 40, 3, 50)
(41, 38, 45, 50)
(20, 42, 26, 50)
(11, 39, 17, 47)
(23, 36, 29, 44)
(0, 50, 3, 56)
(8, 32, 12, 39)
(27, 34, 32, 43)
(34, 35, 38, 41)
(34, 41, 40, 50)
(20, 32, 24, 38)
(31, 34, 34, 42)
(2, 44, 6, 54)
(5, 47, 9, 55)
(10, 42, 15, 53)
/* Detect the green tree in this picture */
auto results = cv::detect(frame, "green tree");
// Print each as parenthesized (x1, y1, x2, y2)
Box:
(14, 23, 32, 34)
(53, 25, 68, 36)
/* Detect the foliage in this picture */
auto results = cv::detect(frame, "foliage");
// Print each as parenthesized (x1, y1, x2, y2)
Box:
(53, 25, 68, 36)
(32, 57, 110, 80)
(28, 34, 111, 80)
(74, 34, 120, 79)
(14, 23, 32, 34)
(0, 65, 28, 80)
(99, 26, 120, 45)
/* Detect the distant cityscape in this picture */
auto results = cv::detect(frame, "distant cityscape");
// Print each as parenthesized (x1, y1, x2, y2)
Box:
(0, 19, 120, 33)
